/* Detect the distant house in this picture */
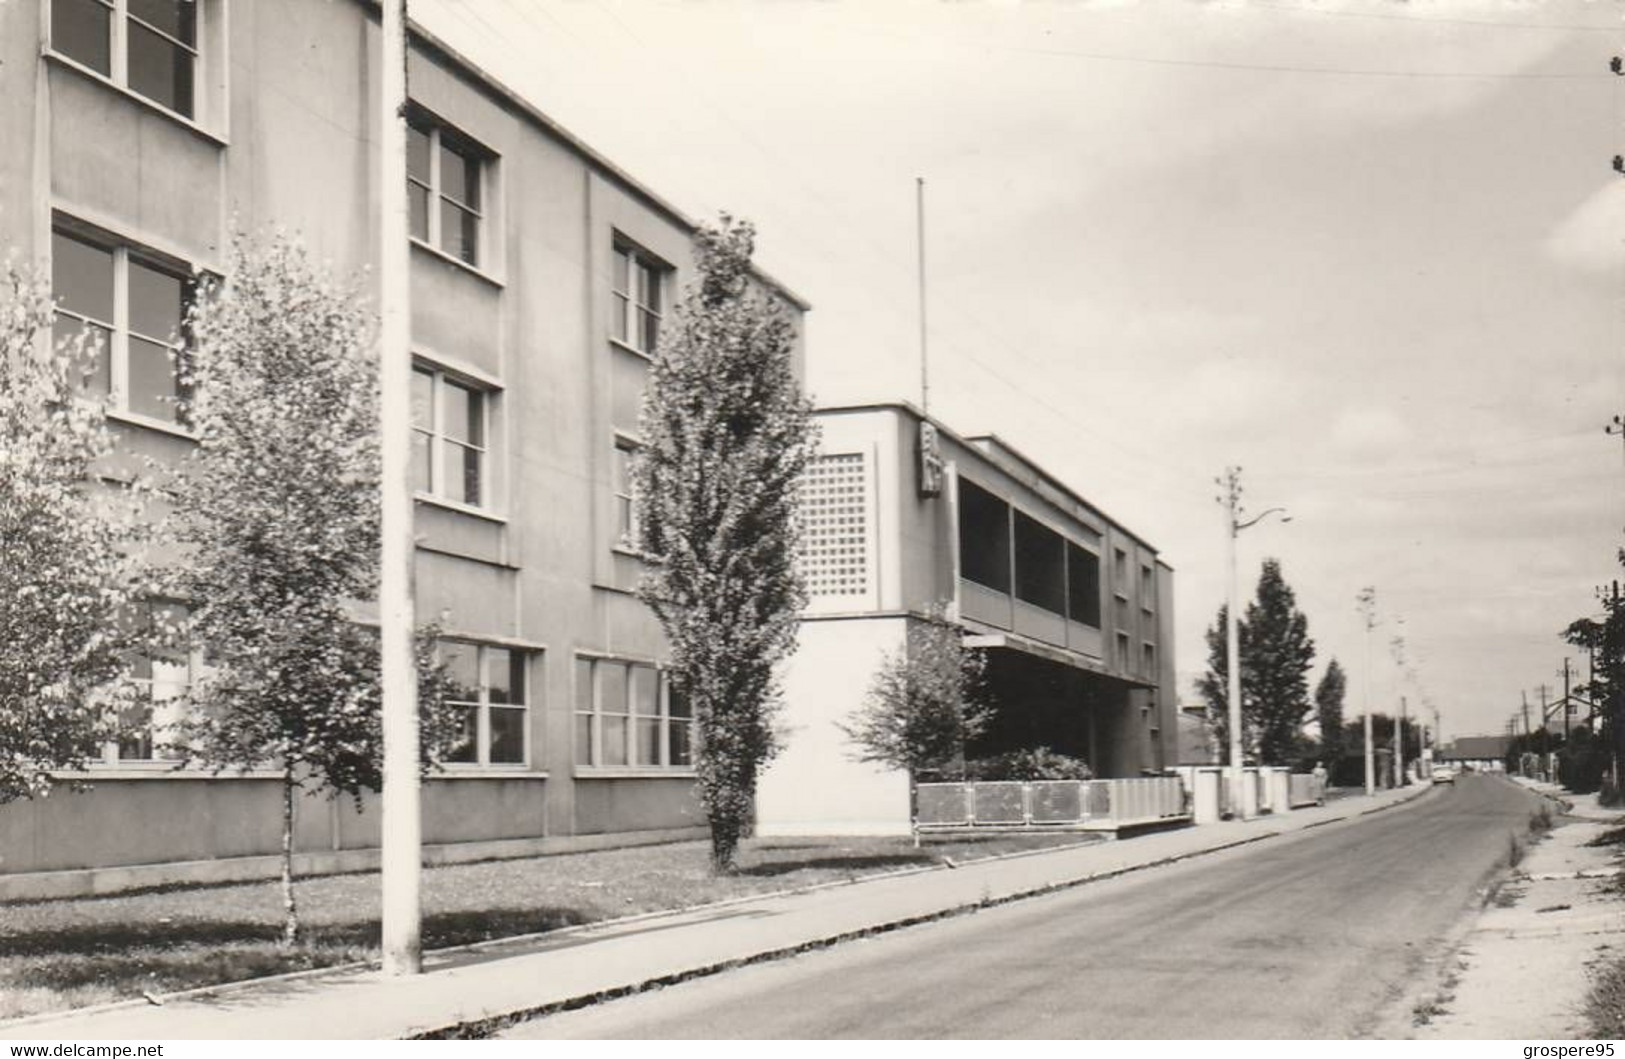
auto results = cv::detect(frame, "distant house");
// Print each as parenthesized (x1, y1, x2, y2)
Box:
(1176, 702, 1219, 765)
(1439, 735, 1512, 770)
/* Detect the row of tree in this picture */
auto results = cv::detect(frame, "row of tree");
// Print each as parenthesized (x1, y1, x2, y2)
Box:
(1197, 559, 1350, 771)
(1, 218, 815, 944)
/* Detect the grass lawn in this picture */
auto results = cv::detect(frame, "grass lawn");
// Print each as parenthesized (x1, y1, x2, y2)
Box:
(0, 831, 1095, 1021)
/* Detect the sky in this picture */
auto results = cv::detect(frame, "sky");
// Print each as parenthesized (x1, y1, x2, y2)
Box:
(416, 0, 1625, 744)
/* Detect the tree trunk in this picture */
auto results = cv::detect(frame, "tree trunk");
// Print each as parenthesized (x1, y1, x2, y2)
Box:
(280, 766, 299, 948)
(709, 816, 741, 874)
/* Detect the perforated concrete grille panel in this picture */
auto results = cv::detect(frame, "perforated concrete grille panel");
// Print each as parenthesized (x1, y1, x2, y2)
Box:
(798, 452, 872, 598)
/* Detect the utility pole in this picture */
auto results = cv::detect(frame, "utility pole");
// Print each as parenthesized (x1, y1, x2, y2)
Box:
(1396, 695, 1407, 786)
(1221, 467, 1245, 819)
(378, 0, 422, 977)
(1217, 466, 1289, 818)
(1612, 581, 1622, 789)
(1357, 587, 1378, 796)
(1560, 658, 1575, 743)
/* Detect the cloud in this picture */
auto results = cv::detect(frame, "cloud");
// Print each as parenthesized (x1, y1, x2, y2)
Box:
(1545, 182, 1625, 274)
(1331, 404, 1413, 458)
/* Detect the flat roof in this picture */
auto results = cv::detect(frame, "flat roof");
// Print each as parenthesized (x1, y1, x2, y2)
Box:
(394, 9, 812, 313)
(815, 400, 1169, 562)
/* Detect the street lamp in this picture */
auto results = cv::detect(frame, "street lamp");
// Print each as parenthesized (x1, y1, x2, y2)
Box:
(1357, 587, 1379, 797)
(1218, 467, 1290, 820)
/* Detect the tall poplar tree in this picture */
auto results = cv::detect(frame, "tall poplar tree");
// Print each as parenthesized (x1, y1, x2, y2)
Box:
(1199, 559, 1317, 765)
(634, 217, 816, 873)
(1246, 559, 1317, 763)
(1315, 658, 1347, 769)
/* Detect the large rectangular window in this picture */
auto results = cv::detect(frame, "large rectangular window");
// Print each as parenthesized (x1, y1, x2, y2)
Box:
(1013, 511, 1065, 615)
(116, 601, 191, 762)
(408, 111, 487, 267)
(52, 0, 199, 120)
(439, 642, 528, 766)
(958, 479, 1011, 593)
(611, 243, 666, 354)
(1066, 543, 1101, 628)
(52, 224, 193, 429)
(411, 365, 489, 508)
(574, 657, 693, 770)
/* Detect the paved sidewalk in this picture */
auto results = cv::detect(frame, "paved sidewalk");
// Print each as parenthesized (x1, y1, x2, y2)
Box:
(1410, 781, 1625, 1039)
(1, 784, 1432, 1041)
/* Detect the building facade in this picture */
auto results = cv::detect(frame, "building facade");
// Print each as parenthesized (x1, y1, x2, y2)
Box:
(758, 404, 1178, 835)
(0, 0, 807, 893)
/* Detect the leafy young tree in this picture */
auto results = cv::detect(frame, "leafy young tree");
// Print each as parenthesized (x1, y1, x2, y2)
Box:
(840, 604, 991, 780)
(1315, 658, 1347, 770)
(1198, 559, 1317, 765)
(0, 263, 150, 802)
(634, 217, 817, 873)
(166, 233, 459, 946)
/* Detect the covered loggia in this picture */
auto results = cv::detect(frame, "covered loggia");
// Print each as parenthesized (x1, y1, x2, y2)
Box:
(967, 644, 1149, 778)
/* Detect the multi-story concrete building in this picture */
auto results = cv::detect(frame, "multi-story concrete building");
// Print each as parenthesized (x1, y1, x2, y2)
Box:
(758, 403, 1177, 835)
(0, 0, 807, 894)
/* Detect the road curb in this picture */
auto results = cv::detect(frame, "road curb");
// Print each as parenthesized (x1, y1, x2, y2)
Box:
(1, 787, 1429, 1040)
(423, 791, 1432, 1039)
(0, 834, 1102, 1034)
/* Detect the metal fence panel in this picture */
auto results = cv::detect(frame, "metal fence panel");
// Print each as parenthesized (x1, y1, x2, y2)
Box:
(971, 782, 1026, 824)
(915, 776, 1189, 830)
(916, 784, 971, 826)
(1029, 781, 1084, 823)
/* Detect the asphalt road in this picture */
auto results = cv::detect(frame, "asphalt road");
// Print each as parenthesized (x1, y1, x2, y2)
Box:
(503, 773, 1546, 1039)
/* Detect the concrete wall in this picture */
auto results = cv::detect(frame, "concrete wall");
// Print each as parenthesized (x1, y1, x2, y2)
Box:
(0, 774, 557, 875)
(758, 616, 912, 836)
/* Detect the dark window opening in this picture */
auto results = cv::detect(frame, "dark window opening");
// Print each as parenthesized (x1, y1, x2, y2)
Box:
(1066, 543, 1101, 627)
(958, 479, 1010, 593)
(1013, 511, 1065, 615)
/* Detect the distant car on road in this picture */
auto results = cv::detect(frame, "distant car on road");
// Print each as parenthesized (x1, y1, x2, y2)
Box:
(1431, 765, 1457, 785)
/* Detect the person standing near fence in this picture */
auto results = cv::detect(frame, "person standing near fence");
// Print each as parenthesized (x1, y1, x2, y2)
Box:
(1311, 761, 1329, 805)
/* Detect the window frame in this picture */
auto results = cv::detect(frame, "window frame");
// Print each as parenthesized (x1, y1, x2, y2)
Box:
(411, 362, 492, 511)
(49, 0, 202, 121)
(573, 655, 694, 773)
(612, 435, 641, 550)
(438, 641, 530, 769)
(407, 111, 488, 269)
(107, 599, 195, 765)
(51, 219, 195, 434)
(610, 241, 668, 356)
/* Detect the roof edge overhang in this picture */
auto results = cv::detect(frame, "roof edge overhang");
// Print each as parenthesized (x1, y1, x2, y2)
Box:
(962, 629, 1157, 689)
